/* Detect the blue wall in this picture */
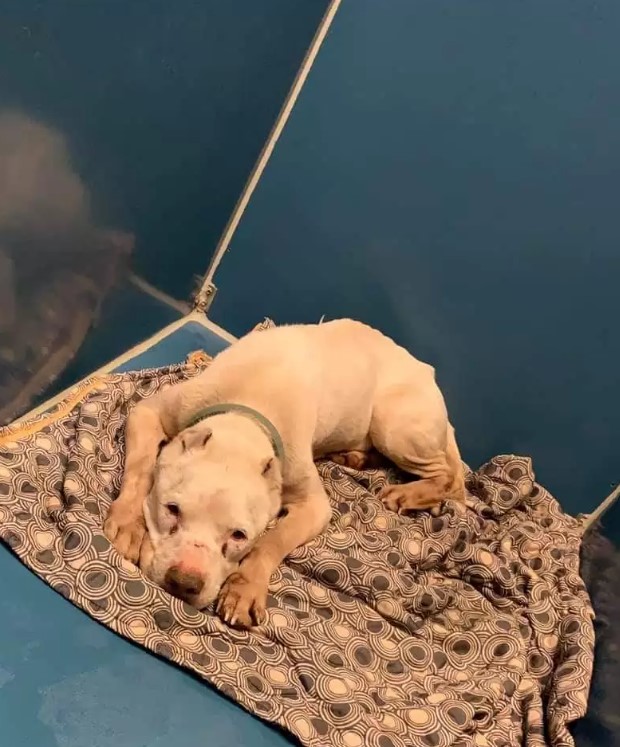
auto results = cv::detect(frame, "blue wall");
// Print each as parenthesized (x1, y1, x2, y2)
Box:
(210, 0, 620, 515)
(0, 0, 329, 300)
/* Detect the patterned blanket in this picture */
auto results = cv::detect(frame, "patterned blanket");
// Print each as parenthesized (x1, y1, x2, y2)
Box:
(0, 353, 594, 747)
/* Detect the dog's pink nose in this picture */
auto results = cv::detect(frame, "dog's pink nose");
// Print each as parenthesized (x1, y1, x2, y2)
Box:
(164, 565, 205, 600)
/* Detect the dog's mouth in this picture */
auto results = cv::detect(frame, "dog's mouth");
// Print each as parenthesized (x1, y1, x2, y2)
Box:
(166, 587, 221, 613)
(152, 561, 231, 610)
(161, 580, 208, 607)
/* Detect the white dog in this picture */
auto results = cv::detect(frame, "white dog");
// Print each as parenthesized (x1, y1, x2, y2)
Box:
(104, 319, 464, 628)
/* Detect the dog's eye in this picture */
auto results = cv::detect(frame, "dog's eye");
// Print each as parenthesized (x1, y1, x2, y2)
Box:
(222, 529, 248, 557)
(166, 503, 180, 535)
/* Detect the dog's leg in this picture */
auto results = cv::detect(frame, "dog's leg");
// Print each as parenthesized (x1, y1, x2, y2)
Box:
(216, 466, 331, 629)
(139, 532, 155, 573)
(327, 449, 385, 470)
(371, 386, 465, 513)
(104, 402, 167, 563)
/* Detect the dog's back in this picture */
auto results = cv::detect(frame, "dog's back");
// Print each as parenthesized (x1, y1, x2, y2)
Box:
(201, 319, 439, 454)
(205, 318, 410, 400)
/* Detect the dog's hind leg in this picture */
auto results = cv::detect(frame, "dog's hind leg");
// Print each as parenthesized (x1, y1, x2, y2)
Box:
(370, 385, 465, 513)
(327, 449, 386, 470)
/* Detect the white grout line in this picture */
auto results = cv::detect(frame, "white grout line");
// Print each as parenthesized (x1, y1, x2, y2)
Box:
(197, 0, 342, 295)
(128, 272, 191, 314)
(125, 272, 236, 341)
(190, 314, 238, 343)
(583, 483, 620, 530)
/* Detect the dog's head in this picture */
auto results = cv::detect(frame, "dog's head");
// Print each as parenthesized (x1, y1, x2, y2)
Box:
(142, 414, 282, 609)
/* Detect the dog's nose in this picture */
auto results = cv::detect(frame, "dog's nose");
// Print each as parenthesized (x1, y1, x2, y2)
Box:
(164, 565, 205, 599)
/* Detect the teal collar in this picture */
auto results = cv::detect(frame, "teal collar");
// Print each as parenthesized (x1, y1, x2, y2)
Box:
(183, 403, 285, 462)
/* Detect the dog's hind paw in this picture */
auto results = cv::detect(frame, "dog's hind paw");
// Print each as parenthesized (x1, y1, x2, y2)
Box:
(216, 572, 267, 629)
(328, 449, 385, 470)
(380, 483, 443, 513)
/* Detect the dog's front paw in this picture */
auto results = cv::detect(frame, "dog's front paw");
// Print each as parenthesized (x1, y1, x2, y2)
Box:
(104, 499, 146, 564)
(138, 532, 154, 573)
(216, 572, 267, 629)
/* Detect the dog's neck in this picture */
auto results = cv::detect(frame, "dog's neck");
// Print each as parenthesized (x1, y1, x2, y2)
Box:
(183, 403, 285, 462)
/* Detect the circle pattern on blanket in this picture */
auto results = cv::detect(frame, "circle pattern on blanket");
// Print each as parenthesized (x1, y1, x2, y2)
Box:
(0, 331, 595, 747)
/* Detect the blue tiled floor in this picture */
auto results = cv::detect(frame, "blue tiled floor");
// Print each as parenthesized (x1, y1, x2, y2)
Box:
(0, 320, 293, 747)
(114, 321, 230, 373)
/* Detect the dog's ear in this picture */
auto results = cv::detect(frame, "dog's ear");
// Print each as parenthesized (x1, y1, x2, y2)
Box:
(201, 429, 212, 448)
(180, 427, 212, 452)
(156, 438, 168, 456)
